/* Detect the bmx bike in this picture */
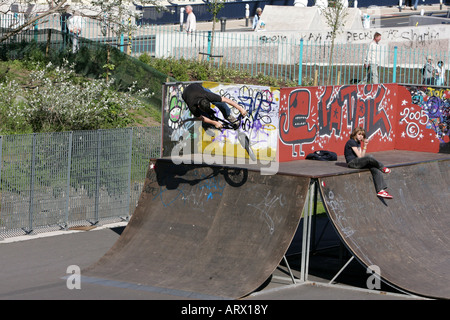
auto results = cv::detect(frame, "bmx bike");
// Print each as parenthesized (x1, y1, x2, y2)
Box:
(180, 113, 257, 161)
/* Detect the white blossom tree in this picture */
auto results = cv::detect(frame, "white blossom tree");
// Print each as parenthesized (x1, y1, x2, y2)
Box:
(0, 0, 164, 43)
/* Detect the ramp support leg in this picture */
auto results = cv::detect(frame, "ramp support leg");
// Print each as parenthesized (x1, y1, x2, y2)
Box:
(283, 255, 296, 284)
(329, 255, 355, 284)
(300, 180, 316, 281)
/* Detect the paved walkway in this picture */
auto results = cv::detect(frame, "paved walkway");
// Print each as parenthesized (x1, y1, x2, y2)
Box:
(194, 3, 449, 32)
(0, 223, 425, 300)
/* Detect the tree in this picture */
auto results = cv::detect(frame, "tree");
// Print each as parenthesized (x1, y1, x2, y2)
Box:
(0, 0, 69, 43)
(317, 0, 349, 85)
(0, 0, 163, 43)
(206, 0, 224, 67)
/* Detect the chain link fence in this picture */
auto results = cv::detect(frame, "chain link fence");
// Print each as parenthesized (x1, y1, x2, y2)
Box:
(0, 126, 161, 238)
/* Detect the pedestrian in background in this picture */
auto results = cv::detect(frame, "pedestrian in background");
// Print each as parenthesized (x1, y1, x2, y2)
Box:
(422, 56, 435, 85)
(252, 7, 263, 30)
(363, 32, 382, 84)
(67, 11, 85, 53)
(435, 60, 446, 86)
(60, 6, 72, 48)
(185, 5, 196, 33)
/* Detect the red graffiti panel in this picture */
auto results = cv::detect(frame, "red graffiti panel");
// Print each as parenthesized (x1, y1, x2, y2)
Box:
(278, 84, 397, 162)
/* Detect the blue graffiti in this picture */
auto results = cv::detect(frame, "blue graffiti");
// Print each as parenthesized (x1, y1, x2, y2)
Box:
(410, 87, 450, 143)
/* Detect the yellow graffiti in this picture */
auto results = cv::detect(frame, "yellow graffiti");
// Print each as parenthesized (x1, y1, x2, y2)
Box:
(427, 87, 450, 99)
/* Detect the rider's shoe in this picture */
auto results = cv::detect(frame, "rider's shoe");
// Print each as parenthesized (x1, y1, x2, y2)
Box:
(227, 115, 240, 130)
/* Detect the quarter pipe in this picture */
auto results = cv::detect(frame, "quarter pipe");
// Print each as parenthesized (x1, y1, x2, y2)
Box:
(84, 159, 310, 298)
(319, 159, 450, 299)
(85, 153, 450, 299)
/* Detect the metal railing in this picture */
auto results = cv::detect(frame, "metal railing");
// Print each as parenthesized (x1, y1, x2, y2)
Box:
(0, 127, 161, 238)
(1, 14, 449, 87)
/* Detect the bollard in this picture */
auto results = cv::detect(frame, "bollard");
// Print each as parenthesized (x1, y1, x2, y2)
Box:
(220, 17, 226, 32)
(245, 4, 249, 27)
(180, 7, 185, 32)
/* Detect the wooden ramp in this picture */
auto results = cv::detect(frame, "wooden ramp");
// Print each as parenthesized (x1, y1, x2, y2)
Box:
(319, 159, 450, 299)
(84, 151, 450, 299)
(84, 159, 309, 299)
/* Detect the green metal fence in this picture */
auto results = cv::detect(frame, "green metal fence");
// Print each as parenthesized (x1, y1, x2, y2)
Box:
(1, 14, 449, 87)
(0, 127, 160, 238)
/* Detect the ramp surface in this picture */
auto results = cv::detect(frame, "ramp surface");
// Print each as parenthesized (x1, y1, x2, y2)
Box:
(85, 159, 309, 298)
(319, 159, 450, 299)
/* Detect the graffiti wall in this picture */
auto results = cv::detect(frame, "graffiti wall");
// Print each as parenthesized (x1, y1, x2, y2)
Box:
(163, 82, 449, 164)
(278, 83, 449, 162)
(162, 81, 280, 161)
(399, 85, 450, 154)
(278, 84, 397, 162)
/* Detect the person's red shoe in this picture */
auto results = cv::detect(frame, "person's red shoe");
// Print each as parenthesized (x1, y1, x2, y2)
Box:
(377, 190, 393, 199)
(382, 167, 391, 174)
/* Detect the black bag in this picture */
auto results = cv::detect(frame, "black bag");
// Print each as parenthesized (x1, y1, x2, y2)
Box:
(305, 150, 337, 161)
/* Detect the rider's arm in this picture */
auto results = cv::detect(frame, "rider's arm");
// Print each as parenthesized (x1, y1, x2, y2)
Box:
(221, 97, 248, 117)
(199, 115, 222, 129)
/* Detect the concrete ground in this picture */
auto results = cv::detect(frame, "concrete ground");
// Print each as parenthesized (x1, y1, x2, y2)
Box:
(0, 222, 426, 301)
(194, 3, 449, 32)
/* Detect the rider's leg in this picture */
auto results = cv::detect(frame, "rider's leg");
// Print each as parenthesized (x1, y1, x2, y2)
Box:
(212, 101, 231, 119)
(212, 101, 240, 129)
(203, 87, 232, 118)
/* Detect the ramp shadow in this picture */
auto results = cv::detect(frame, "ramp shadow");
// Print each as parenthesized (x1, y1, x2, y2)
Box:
(155, 163, 248, 189)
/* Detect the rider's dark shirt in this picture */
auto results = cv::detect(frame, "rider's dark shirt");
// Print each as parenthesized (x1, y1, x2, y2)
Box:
(182, 83, 222, 117)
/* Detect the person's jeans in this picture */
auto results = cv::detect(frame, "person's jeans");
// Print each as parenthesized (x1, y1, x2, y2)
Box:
(370, 63, 379, 84)
(414, 0, 419, 10)
(204, 87, 231, 118)
(212, 101, 231, 118)
(72, 33, 79, 53)
(423, 77, 434, 85)
(362, 64, 379, 84)
(347, 156, 387, 192)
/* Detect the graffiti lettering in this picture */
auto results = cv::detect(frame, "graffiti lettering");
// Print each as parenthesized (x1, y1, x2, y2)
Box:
(280, 85, 392, 158)
(259, 35, 287, 44)
(163, 82, 280, 160)
(279, 89, 317, 157)
(408, 86, 450, 143)
(400, 107, 429, 139)
(353, 85, 391, 138)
